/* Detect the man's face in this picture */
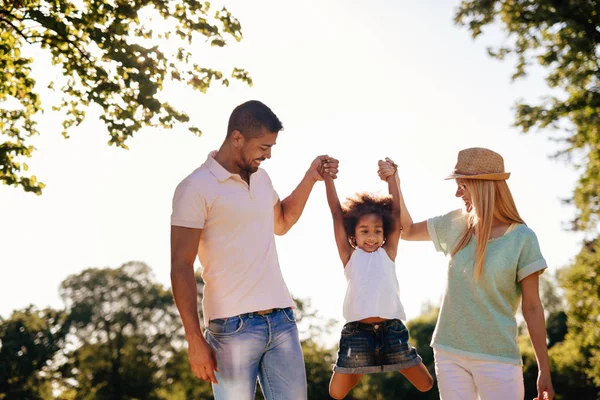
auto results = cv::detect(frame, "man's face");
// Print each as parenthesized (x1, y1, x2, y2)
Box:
(238, 129, 278, 173)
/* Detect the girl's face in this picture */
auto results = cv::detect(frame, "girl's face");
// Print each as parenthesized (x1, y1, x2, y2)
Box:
(353, 213, 385, 252)
(455, 179, 473, 212)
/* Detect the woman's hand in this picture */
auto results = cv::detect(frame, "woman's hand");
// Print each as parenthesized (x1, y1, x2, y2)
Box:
(378, 157, 397, 182)
(535, 371, 554, 400)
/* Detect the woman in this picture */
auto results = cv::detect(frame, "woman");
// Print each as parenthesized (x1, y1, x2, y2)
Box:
(378, 148, 554, 400)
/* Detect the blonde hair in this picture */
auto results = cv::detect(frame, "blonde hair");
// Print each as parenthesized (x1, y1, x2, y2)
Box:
(450, 179, 525, 280)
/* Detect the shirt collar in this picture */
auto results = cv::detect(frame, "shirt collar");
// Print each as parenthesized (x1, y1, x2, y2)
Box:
(205, 151, 234, 182)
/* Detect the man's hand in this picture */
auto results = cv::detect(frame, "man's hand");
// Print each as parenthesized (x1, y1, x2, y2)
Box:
(377, 157, 397, 182)
(187, 333, 219, 384)
(309, 155, 339, 181)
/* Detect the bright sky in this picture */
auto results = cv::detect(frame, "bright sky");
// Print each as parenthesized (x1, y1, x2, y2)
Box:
(0, 0, 585, 346)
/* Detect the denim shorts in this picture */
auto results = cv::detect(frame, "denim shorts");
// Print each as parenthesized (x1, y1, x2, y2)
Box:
(333, 319, 422, 374)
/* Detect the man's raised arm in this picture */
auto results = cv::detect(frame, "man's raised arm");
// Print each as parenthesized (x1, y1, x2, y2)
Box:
(274, 155, 339, 235)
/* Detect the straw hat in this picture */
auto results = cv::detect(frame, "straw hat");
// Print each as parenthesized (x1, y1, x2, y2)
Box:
(444, 147, 510, 181)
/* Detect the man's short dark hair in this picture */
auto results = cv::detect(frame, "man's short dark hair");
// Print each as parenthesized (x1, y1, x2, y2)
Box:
(227, 100, 283, 138)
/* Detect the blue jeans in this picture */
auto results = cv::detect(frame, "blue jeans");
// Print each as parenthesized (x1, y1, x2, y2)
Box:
(205, 308, 307, 400)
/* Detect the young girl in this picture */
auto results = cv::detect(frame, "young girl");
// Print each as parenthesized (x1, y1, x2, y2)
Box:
(322, 158, 433, 399)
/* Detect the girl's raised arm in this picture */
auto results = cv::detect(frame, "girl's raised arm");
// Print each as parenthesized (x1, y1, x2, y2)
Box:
(378, 158, 431, 241)
(383, 164, 402, 260)
(324, 174, 353, 266)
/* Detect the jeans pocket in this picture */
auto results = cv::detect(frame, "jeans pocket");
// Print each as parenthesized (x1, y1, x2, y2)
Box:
(341, 322, 359, 336)
(387, 319, 408, 335)
(282, 307, 296, 323)
(207, 316, 245, 337)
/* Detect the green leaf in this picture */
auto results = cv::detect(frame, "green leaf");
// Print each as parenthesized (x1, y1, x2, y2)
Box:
(0, 0, 252, 195)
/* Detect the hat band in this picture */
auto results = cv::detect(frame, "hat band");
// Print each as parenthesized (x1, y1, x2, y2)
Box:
(445, 171, 510, 181)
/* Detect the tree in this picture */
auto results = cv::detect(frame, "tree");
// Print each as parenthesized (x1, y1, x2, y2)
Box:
(58, 261, 183, 399)
(0, 0, 252, 194)
(517, 237, 600, 399)
(546, 310, 567, 349)
(0, 306, 70, 399)
(156, 348, 213, 400)
(538, 272, 568, 348)
(548, 338, 600, 400)
(455, 0, 600, 231)
(63, 336, 164, 400)
(0, 264, 212, 399)
(302, 339, 336, 400)
(557, 238, 600, 386)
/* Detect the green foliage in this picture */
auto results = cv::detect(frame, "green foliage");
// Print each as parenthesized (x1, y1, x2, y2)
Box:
(156, 348, 213, 400)
(59, 261, 182, 345)
(303, 339, 336, 399)
(546, 310, 567, 349)
(518, 237, 600, 398)
(539, 270, 565, 315)
(0, 0, 252, 194)
(0, 306, 70, 399)
(558, 238, 600, 387)
(406, 308, 437, 371)
(58, 261, 183, 399)
(538, 272, 568, 348)
(455, 0, 600, 231)
(65, 337, 163, 400)
(290, 297, 338, 399)
(549, 339, 599, 400)
(521, 330, 599, 400)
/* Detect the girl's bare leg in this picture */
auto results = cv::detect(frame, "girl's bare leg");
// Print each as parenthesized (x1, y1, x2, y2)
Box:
(329, 372, 363, 399)
(400, 362, 434, 392)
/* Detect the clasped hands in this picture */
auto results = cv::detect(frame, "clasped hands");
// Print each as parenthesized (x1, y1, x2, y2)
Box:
(316, 156, 398, 181)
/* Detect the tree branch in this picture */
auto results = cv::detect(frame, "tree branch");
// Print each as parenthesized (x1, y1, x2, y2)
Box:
(0, 16, 33, 44)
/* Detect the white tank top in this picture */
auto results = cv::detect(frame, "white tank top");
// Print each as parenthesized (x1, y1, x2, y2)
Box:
(343, 247, 407, 322)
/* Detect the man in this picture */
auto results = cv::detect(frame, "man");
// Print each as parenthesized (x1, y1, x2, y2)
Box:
(170, 100, 338, 399)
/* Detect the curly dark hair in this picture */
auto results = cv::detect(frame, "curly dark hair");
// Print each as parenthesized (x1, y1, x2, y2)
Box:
(341, 192, 395, 239)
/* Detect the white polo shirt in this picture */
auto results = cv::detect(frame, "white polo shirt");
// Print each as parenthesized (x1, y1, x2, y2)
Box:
(171, 151, 295, 325)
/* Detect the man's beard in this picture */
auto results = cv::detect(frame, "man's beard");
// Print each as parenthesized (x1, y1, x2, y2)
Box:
(244, 165, 259, 174)
(241, 159, 260, 174)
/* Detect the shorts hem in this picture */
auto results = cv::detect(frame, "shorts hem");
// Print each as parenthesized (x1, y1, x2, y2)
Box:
(333, 356, 422, 374)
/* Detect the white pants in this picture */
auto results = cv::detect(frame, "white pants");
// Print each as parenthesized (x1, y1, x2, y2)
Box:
(434, 349, 524, 400)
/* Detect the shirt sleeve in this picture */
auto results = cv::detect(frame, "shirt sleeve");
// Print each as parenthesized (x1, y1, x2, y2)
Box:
(263, 169, 279, 206)
(516, 228, 547, 281)
(170, 176, 208, 229)
(427, 209, 463, 256)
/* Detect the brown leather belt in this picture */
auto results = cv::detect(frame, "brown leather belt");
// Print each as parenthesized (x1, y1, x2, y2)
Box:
(239, 308, 279, 318)
(237, 308, 290, 318)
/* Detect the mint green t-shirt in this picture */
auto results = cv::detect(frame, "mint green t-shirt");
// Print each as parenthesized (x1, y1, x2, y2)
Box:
(427, 209, 547, 365)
